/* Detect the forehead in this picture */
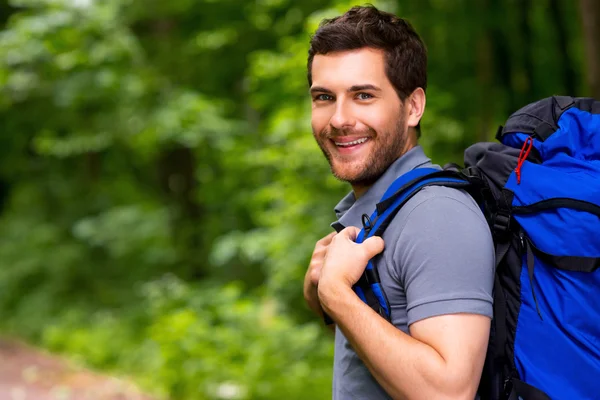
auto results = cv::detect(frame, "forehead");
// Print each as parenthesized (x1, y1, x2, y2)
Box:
(311, 48, 389, 89)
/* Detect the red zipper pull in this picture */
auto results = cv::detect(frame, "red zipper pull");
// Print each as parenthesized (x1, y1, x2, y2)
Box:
(515, 136, 533, 184)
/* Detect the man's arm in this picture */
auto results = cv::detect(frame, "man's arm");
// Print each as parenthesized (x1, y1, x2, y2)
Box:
(318, 219, 492, 400)
(319, 277, 489, 400)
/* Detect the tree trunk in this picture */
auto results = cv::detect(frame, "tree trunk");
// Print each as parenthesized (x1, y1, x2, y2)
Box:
(0, 1, 17, 27)
(518, 0, 535, 105)
(150, 18, 205, 278)
(579, 0, 600, 98)
(549, 0, 577, 96)
(476, 0, 496, 141)
(490, 0, 515, 112)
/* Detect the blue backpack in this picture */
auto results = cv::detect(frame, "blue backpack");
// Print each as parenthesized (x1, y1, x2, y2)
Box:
(350, 96, 600, 400)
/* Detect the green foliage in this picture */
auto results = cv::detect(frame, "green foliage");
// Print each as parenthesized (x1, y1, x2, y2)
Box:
(42, 276, 333, 400)
(0, 0, 589, 398)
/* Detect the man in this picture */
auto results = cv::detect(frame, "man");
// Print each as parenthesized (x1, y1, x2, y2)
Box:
(302, 5, 495, 400)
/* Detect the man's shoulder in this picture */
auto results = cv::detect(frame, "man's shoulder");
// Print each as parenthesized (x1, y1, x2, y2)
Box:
(402, 185, 484, 221)
(383, 184, 489, 242)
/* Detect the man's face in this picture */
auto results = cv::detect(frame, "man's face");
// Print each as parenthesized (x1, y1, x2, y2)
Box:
(310, 48, 411, 189)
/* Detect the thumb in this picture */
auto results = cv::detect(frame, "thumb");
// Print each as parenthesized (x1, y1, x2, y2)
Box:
(361, 236, 385, 259)
(339, 226, 361, 241)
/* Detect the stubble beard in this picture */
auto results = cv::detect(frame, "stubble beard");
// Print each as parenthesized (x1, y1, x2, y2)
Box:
(315, 116, 408, 187)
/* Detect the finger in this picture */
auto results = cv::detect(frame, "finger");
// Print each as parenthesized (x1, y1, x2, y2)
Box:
(316, 231, 336, 248)
(310, 268, 321, 285)
(361, 236, 385, 259)
(339, 226, 361, 242)
(321, 231, 337, 245)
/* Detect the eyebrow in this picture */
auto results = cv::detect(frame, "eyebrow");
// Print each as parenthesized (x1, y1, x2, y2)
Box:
(309, 84, 382, 94)
(348, 84, 382, 92)
(310, 86, 333, 94)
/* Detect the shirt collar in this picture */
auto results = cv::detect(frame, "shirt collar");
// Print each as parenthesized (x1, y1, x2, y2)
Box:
(331, 145, 434, 232)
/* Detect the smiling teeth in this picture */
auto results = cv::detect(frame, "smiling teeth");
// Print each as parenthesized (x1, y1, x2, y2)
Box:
(335, 138, 368, 147)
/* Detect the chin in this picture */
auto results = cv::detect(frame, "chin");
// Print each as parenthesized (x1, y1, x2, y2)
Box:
(331, 165, 364, 183)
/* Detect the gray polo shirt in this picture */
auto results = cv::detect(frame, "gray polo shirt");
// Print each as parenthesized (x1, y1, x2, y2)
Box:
(330, 146, 495, 400)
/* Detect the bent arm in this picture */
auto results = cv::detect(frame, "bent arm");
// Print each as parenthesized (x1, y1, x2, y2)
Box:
(319, 191, 495, 399)
(320, 285, 490, 399)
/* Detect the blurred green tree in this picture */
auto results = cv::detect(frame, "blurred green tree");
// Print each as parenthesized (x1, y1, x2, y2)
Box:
(0, 0, 590, 398)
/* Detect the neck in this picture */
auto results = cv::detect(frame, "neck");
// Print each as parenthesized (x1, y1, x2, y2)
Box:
(352, 184, 370, 199)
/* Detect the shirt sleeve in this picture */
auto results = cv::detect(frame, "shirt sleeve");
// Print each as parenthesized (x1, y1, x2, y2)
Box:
(393, 190, 495, 326)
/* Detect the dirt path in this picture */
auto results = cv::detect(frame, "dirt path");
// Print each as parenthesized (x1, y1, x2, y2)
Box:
(0, 339, 155, 400)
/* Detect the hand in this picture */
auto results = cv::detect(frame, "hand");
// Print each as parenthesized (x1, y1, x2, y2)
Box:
(303, 231, 337, 317)
(318, 227, 385, 298)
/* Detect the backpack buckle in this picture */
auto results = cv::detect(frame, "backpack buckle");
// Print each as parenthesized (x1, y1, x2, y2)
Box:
(361, 213, 373, 236)
(459, 166, 482, 183)
(492, 210, 511, 241)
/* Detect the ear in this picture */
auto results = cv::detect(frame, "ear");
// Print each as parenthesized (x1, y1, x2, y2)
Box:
(406, 88, 426, 129)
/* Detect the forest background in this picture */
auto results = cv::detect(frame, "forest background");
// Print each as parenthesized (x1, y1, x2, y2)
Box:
(1, 0, 599, 399)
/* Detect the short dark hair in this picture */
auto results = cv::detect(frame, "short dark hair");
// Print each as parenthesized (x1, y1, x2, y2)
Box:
(307, 5, 427, 134)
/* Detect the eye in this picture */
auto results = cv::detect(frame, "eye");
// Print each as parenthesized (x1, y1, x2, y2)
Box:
(356, 92, 373, 100)
(314, 94, 334, 101)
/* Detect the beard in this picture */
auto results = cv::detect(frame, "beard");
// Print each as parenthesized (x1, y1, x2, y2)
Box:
(314, 116, 408, 187)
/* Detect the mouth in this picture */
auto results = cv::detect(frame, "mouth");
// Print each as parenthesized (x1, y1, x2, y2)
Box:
(329, 136, 370, 155)
(333, 137, 370, 147)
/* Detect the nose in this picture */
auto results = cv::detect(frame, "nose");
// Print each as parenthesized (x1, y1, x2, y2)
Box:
(330, 101, 356, 130)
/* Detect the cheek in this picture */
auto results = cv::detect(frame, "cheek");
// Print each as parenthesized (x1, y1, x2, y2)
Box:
(355, 109, 385, 133)
(363, 104, 401, 133)
(311, 109, 331, 135)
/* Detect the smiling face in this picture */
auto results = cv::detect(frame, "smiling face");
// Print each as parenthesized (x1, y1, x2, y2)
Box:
(310, 48, 417, 195)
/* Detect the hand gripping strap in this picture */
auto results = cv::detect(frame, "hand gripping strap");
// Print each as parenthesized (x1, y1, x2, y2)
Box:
(353, 168, 471, 321)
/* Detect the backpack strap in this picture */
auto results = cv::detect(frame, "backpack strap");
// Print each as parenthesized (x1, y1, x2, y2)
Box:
(482, 240, 512, 400)
(352, 168, 472, 321)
